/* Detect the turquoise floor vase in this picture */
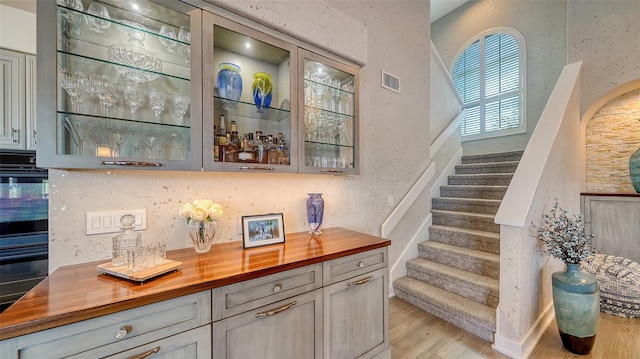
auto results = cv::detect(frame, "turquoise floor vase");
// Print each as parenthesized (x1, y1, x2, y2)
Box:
(552, 263, 600, 355)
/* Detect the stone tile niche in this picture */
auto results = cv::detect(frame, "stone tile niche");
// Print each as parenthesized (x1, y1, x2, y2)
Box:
(586, 88, 640, 193)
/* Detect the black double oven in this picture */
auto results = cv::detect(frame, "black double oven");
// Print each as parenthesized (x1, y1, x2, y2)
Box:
(0, 150, 49, 312)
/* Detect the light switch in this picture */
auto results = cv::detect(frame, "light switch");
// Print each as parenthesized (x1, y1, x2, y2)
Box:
(103, 216, 113, 228)
(91, 217, 101, 229)
(86, 209, 147, 235)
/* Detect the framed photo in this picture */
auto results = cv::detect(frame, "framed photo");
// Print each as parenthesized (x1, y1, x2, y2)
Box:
(242, 213, 285, 248)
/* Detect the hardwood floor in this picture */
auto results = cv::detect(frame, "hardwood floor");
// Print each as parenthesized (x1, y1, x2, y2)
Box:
(390, 297, 640, 359)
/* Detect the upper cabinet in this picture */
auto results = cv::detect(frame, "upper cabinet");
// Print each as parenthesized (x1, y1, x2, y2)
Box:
(37, 1, 359, 174)
(1, 49, 37, 151)
(37, 0, 202, 170)
(202, 12, 298, 173)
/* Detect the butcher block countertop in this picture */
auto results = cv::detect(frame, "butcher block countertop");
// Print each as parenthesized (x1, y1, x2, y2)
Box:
(0, 227, 390, 340)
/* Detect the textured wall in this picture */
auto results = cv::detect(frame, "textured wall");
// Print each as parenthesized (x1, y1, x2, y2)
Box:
(47, 1, 431, 272)
(586, 89, 640, 193)
(568, 0, 640, 116)
(431, 0, 567, 156)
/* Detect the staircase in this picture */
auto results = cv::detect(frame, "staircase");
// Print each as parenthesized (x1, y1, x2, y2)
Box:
(393, 150, 523, 342)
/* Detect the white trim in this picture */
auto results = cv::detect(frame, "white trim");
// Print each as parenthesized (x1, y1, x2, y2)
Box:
(388, 213, 431, 297)
(430, 110, 464, 158)
(492, 302, 555, 359)
(380, 162, 436, 238)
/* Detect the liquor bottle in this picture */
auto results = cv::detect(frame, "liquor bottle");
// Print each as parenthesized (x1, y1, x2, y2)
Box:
(219, 115, 226, 135)
(230, 120, 237, 132)
(268, 135, 278, 164)
(238, 133, 256, 162)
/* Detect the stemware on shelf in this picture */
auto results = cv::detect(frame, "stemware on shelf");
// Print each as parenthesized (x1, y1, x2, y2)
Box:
(59, 68, 92, 113)
(173, 93, 190, 125)
(89, 73, 118, 116)
(159, 25, 178, 53)
(123, 82, 145, 120)
(149, 88, 167, 122)
(119, 20, 150, 47)
(177, 26, 191, 63)
(57, 0, 83, 30)
(108, 44, 162, 83)
(86, 3, 111, 33)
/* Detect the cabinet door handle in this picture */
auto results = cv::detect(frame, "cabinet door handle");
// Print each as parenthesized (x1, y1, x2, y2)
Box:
(348, 275, 373, 287)
(114, 325, 131, 340)
(99, 160, 162, 167)
(11, 128, 19, 143)
(132, 346, 161, 359)
(32, 130, 37, 145)
(238, 166, 275, 171)
(320, 169, 344, 174)
(255, 301, 296, 318)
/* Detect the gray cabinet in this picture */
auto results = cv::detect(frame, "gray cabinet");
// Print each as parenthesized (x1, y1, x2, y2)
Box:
(323, 249, 389, 359)
(1, 49, 36, 150)
(103, 325, 211, 359)
(0, 291, 211, 358)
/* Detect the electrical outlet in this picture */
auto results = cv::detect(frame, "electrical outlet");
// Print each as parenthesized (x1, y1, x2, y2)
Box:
(86, 209, 147, 235)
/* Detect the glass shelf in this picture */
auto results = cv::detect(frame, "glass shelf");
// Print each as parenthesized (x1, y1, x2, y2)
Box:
(304, 78, 355, 95)
(214, 96, 290, 122)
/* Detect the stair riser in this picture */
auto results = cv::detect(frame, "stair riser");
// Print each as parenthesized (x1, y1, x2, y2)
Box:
(406, 267, 499, 308)
(418, 247, 499, 279)
(394, 288, 495, 342)
(432, 213, 500, 232)
(448, 175, 513, 186)
(428, 227, 500, 254)
(461, 152, 524, 164)
(455, 164, 518, 174)
(440, 187, 507, 200)
(432, 198, 500, 215)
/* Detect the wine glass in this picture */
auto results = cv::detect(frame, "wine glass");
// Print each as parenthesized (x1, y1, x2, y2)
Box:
(148, 88, 166, 122)
(86, 3, 111, 33)
(124, 82, 145, 120)
(90, 73, 118, 116)
(173, 93, 190, 125)
(119, 21, 150, 47)
(59, 69, 92, 113)
(177, 26, 191, 64)
(159, 25, 177, 53)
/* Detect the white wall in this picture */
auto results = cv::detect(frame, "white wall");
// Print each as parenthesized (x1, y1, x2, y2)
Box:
(0, 4, 36, 54)
(46, 1, 431, 272)
(431, 0, 567, 156)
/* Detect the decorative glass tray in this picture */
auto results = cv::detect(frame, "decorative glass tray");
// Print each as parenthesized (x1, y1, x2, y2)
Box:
(97, 259, 181, 282)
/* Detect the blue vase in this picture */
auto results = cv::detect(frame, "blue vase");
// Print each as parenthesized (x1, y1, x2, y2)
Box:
(217, 62, 242, 110)
(306, 193, 324, 235)
(630, 147, 640, 193)
(552, 263, 599, 355)
(252, 72, 273, 113)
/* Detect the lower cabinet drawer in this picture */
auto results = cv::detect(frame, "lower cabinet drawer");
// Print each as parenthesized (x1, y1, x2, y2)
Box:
(213, 289, 323, 359)
(0, 291, 211, 358)
(323, 247, 387, 286)
(101, 325, 211, 359)
(212, 263, 322, 321)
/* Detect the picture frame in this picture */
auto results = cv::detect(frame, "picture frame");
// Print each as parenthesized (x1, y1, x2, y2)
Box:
(242, 213, 285, 248)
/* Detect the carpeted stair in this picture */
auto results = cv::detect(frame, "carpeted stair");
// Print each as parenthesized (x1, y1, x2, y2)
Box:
(394, 150, 523, 342)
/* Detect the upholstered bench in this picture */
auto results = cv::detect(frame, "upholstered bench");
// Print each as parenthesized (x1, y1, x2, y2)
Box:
(581, 254, 640, 318)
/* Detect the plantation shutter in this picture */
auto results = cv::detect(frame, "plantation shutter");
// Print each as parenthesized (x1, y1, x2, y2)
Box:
(452, 32, 522, 138)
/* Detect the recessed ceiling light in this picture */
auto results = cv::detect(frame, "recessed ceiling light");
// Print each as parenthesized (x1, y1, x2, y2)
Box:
(132, 4, 140, 10)
(245, 42, 251, 49)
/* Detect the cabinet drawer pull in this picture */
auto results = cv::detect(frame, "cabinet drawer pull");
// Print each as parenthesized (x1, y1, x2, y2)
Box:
(100, 160, 162, 167)
(132, 346, 161, 359)
(11, 128, 19, 143)
(273, 283, 282, 293)
(114, 325, 131, 340)
(320, 169, 344, 173)
(255, 301, 296, 318)
(238, 166, 275, 171)
(348, 275, 373, 287)
(357, 261, 365, 268)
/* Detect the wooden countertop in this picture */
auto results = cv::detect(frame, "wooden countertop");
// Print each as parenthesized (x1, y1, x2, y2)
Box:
(0, 227, 390, 340)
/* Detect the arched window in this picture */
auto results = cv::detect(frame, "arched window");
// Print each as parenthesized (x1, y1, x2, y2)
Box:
(451, 28, 526, 141)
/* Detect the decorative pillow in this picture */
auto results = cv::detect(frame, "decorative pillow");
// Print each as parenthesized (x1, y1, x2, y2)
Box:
(581, 254, 640, 318)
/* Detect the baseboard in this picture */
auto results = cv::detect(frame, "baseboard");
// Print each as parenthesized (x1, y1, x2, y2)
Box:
(492, 302, 555, 358)
(388, 213, 431, 297)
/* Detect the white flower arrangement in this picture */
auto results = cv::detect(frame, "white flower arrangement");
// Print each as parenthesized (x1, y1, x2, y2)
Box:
(179, 199, 223, 224)
(533, 200, 595, 264)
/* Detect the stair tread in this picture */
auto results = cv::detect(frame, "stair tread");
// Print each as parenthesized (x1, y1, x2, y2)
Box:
(441, 185, 508, 189)
(433, 197, 502, 203)
(430, 224, 500, 238)
(419, 241, 500, 262)
(457, 161, 519, 166)
(432, 209, 497, 219)
(394, 276, 497, 327)
(407, 257, 499, 289)
(450, 173, 514, 177)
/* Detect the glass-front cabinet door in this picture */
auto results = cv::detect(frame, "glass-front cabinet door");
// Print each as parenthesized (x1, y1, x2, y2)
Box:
(202, 12, 297, 172)
(37, 0, 202, 170)
(299, 50, 358, 175)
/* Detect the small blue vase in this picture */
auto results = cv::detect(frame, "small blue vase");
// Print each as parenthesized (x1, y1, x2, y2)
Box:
(630, 147, 640, 193)
(306, 193, 324, 235)
(217, 62, 242, 110)
(552, 263, 599, 355)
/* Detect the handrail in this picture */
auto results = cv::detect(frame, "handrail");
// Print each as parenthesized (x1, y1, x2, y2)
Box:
(430, 110, 464, 158)
(495, 61, 583, 226)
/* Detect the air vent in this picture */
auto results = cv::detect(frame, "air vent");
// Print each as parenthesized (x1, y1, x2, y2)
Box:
(381, 70, 400, 93)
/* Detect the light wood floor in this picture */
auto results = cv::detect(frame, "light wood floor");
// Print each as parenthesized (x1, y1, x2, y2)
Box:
(390, 297, 640, 359)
